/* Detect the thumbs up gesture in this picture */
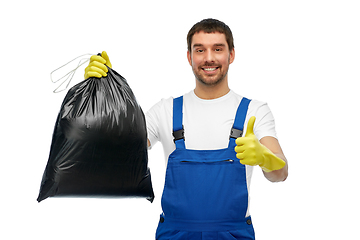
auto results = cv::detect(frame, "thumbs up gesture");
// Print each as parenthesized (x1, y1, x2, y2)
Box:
(235, 116, 286, 172)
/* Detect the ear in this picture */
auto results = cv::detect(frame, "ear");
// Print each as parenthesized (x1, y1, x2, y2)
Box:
(187, 50, 192, 66)
(229, 48, 235, 64)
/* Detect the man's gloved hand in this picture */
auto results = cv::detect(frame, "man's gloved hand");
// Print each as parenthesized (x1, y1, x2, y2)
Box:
(84, 51, 112, 79)
(235, 116, 286, 172)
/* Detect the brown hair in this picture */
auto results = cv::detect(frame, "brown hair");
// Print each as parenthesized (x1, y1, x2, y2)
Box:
(187, 18, 234, 52)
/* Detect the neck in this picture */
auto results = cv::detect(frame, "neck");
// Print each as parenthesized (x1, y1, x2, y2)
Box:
(194, 79, 230, 100)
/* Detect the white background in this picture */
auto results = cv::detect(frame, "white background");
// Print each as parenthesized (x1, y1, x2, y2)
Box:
(1, 0, 359, 239)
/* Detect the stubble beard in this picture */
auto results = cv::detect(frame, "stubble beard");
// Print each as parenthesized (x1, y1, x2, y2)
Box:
(195, 69, 224, 86)
(192, 60, 230, 87)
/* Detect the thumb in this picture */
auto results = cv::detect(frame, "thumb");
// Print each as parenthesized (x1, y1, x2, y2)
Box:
(245, 116, 256, 137)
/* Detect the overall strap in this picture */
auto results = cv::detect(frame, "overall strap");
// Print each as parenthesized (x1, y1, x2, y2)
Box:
(173, 96, 185, 149)
(229, 97, 251, 146)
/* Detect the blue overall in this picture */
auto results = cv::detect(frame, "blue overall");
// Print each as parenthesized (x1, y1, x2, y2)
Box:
(156, 96, 255, 240)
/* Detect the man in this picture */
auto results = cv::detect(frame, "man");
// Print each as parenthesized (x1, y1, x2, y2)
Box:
(85, 18, 288, 240)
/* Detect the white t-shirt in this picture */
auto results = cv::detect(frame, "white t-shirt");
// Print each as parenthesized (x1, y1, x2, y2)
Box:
(145, 89, 277, 217)
(146, 90, 277, 163)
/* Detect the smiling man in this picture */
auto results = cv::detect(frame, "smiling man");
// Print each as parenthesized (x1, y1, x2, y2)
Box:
(188, 30, 235, 99)
(84, 18, 288, 240)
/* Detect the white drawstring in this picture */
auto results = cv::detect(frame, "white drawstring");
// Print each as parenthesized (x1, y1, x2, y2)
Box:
(50, 53, 94, 93)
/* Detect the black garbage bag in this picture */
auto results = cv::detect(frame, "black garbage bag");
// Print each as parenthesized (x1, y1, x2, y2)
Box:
(37, 67, 154, 202)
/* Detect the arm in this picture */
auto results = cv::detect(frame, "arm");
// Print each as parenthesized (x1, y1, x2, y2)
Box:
(260, 136, 288, 182)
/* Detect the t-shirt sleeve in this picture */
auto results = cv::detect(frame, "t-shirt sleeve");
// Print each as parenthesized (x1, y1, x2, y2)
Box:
(145, 97, 173, 150)
(145, 101, 161, 149)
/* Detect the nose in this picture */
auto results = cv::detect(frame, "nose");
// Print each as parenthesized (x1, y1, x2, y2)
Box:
(204, 49, 215, 64)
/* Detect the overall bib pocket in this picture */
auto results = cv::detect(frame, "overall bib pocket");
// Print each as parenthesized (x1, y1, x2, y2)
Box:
(162, 152, 248, 222)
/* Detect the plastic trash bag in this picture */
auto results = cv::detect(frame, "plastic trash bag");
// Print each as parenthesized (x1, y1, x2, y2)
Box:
(37, 67, 154, 202)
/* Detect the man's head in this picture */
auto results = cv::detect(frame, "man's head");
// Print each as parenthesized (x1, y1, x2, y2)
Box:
(187, 19, 235, 89)
(187, 18, 234, 53)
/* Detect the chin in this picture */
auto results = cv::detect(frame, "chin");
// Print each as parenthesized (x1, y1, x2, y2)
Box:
(197, 75, 225, 86)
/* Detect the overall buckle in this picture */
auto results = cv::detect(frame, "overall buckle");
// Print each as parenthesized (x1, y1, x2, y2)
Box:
(173, 128, 185, 142)
(230, 128, 243, 139)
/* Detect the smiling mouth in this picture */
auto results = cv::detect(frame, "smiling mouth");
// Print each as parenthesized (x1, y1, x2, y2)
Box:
(201, 66, 220, 73)
(203, 67, 218, 71)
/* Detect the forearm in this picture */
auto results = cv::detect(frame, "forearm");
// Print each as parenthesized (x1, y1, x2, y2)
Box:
(263, 153, 288, 182)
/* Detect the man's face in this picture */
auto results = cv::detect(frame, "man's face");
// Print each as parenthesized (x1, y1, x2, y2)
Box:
(187, 31, 235, 86)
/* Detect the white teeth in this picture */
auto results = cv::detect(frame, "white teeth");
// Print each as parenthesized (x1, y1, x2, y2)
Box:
(204, 67, 217, 71)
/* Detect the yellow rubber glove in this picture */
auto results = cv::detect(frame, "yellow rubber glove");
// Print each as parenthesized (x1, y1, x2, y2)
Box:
(235, 116, 286, 172)
(84, 51, 112, 79)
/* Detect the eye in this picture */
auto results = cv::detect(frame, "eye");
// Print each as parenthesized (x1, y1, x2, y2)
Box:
(215, 48, 222, 52)
(196, 49, 204, 53)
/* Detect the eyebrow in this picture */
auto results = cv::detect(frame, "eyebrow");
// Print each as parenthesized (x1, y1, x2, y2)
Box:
(193, 43, 226, 48)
